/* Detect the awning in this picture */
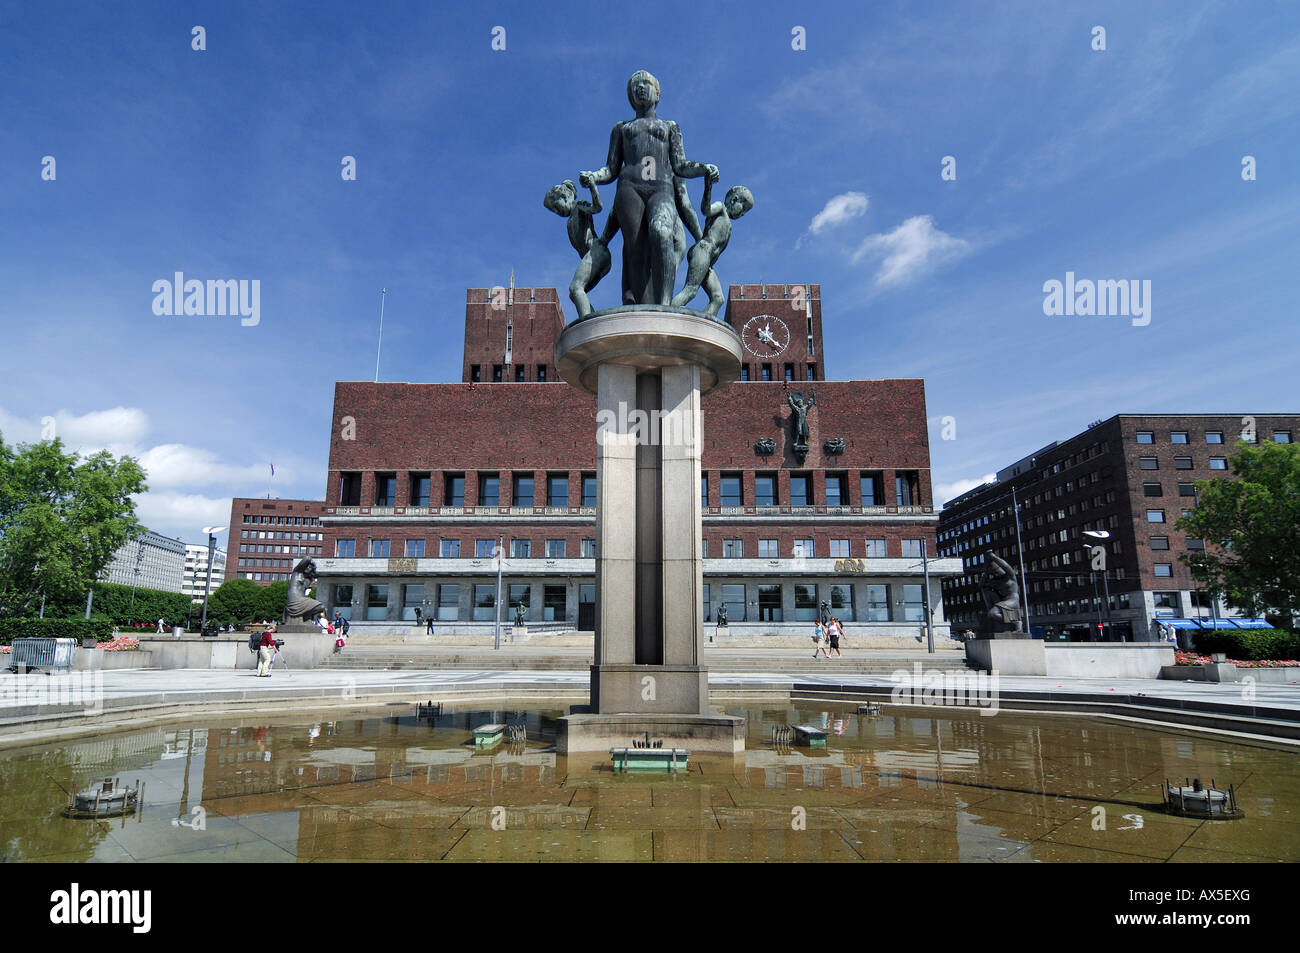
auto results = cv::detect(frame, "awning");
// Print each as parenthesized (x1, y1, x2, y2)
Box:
(1191, 618, 1239, 629)
(1229, 618, 1275, 629)
(1155, 618, 1201, 630)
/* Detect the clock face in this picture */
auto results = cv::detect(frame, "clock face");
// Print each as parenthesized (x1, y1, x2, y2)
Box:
(741, 314, 790, 358)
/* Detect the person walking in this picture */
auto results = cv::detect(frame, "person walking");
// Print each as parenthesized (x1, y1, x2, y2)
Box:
(425, 615, 434, 636)
(812, 619, 830, 658)
(257, 624, 278, 677)
(827, 617, 843, 657)
(156, 617, 165, 634)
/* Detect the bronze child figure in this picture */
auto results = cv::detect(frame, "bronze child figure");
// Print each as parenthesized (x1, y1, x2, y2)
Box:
(544, 173, 616, 319)
(671, 174, 753, 316)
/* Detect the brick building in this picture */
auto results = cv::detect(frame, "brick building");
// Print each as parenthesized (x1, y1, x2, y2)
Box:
(937, 414, 1297, 641)
(311, 283, 961, 638)
(227, 497, 327, 583)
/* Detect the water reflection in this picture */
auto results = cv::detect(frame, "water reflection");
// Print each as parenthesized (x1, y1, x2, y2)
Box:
(0, 705, 1296, 862)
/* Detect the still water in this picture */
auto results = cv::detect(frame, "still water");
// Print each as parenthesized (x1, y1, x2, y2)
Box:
(1, 703, 1296, 862)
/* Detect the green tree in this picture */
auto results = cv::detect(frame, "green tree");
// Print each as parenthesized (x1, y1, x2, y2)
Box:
(256, 580, 289, 622)
(1177, 440, 1300, 626)
(0, 436, 146, 618)
(205, 577, 264, 626)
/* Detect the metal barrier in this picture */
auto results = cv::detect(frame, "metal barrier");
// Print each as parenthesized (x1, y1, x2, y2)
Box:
(525, 621, 575, 636)
(8, 638, 77, 673)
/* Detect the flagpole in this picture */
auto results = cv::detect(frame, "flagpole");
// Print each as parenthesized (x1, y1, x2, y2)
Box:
(374, 288, 387, 383)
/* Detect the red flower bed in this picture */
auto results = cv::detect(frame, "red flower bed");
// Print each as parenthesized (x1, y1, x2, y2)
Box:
(99, 636, 140, 653)
(1174, 650, 1299, 668)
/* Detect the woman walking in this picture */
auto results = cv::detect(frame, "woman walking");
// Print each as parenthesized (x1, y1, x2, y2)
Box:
(812, 619, 830, 658)
(827, 616, 843, 657)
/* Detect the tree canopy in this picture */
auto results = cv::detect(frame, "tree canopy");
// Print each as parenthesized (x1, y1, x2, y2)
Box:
(0, 435, 146, 618)
(1177, 440, 1300, 626)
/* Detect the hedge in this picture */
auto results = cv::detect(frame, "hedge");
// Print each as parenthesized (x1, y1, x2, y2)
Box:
(0, 616, 115, 645)
(1191, 628, 1300, 661)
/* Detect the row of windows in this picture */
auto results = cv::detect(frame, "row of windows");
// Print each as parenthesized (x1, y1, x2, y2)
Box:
(700, 582, 925, 623)
(1138, 456, 1227, 470)
(240, 530, 323, 540)
(1135, 429, 1290, 445)
(334, 538, 597, 559)
(241, 514, 319, 525)
(341, 472, 596, 508)
(332, 582, 572, 621)
(469, 364, 551, 382)
(240, 544, 323, 555)
(705, 471, 919, 507)
(704, 538, 926, 558)
(738, 363, 818, 382)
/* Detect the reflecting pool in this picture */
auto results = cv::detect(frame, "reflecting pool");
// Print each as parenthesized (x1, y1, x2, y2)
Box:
(1, 702, 1296, 862)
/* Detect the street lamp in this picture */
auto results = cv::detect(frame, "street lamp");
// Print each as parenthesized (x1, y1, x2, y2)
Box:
(199, 525, 226, 635)
(1083, 531, 1113, 642)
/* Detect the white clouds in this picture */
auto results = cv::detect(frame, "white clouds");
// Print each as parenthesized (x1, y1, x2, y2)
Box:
(137, 444, 279, 488)
(806, 192, 869, 236)
(132, 491, 233, 540)
(852, 215, 970, 288)
(934, 473, 996, 508)
(0, 406, 149, 456)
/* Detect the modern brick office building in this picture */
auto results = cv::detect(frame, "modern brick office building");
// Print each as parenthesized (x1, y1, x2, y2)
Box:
(226, 497, 327, 583)
(937, 414, 1297, 641)
(311, 283, 961, 637)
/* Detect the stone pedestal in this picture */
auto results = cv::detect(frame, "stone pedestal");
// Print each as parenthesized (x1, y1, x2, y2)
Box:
(965, 637, 1046, 675)
(554, 309, 745, 753)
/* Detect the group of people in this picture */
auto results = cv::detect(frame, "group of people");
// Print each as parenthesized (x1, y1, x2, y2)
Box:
(314, 611, 351, 653)
(812, 617, 847, 658)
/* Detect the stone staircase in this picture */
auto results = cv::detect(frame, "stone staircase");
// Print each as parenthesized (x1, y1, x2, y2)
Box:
(316, 647, 972, 675)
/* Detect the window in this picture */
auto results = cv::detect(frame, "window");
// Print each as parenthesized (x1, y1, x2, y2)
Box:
(1136, 432, 1154, 444)
(829, 583, 854, 621)
(789, 474, 811, 506)
(895, 471, 919, 506)
(515, 365, 526, 382)
(333, 584, 353, 620)
(1139, 457, 1159, 470)
(370, 539, 390, 558)
(701, 475, 709, 507)
(1171, 432, 1188, 444)
(758, 539, 779, 558)
(492, 365, 503, 382)
(902, 584, 926, 622)
(475, 539, 495, 558)
(536, 365, 547, 381)
(1172, 456, 1193, 470)
(1153, 563, 1172, 577)
(1178, 483, 1196, 497)
(582, 474, 596, 506)
(794, 584, 819, 621)
(740, 366, 750, 381)
(1241, 426, 1257, 444)
(1146, 509, 1165, 523)
(401, 584, 424, 621)
(479, 474, 500, 506)
(718, 584, 745, 622)
(825, 473, 846, 506)
(543, 585, 567, 621)
(405, 539, 425, 558)
(1153, 591, 1179, 609)
(867, 585, 890, 621)
(508, 584, 530, 619)
(375, 474, 397, 506)
(864, 539, 886, 558)
(437, 585, 460, 620)
(793, 538, 815, 558)
(440, 539, 460, 558)
(755, 474, 777, 506)
(546, 539, 566, 558)
(758, 584, 782, 621)
(784, 363, 794, 381)
(1274, 431, 1292, 444)
(829, 539, 850, 557)
(339, 473, 362, 506)
(808, 364, 817, 380)
(1142, 483, 1163, 497)
(723, 539, 743, 558)
(1209, 457, 1226, 470)
(720, 474, 743, 507)
(546, 474, 569, 507)
(511, 538, 531, 558)
(761, 363, 772, 381)
(860, 473, 883, 506)
(335, 539, 355, 558)
(409, 474, 430, 507)
(900, 539, 922, 558)
(1186, 538, 1205, 550)
(473, 584, 496, 621)
(443, 473, 465, 506)
(581, 538, 596, 557)
(366, 584, 389, 621)
(513, 474, 534, 506)
(1150, 536, 1169, 550)
(1205, 431, 1222, 444)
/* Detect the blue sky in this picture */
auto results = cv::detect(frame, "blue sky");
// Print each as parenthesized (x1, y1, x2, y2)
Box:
(2, 1, 1297, 543)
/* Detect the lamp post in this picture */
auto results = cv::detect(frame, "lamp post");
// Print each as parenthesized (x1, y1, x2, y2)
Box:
(493, 535, 504, 650)
(129, 538, 144, 610)
(199, 525, 226, 635)
(1083, 531, 1113, 642)
(1011, 485, 1031, 634)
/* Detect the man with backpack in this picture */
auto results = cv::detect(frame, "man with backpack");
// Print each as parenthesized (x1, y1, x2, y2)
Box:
(255, 624, 279, 677)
